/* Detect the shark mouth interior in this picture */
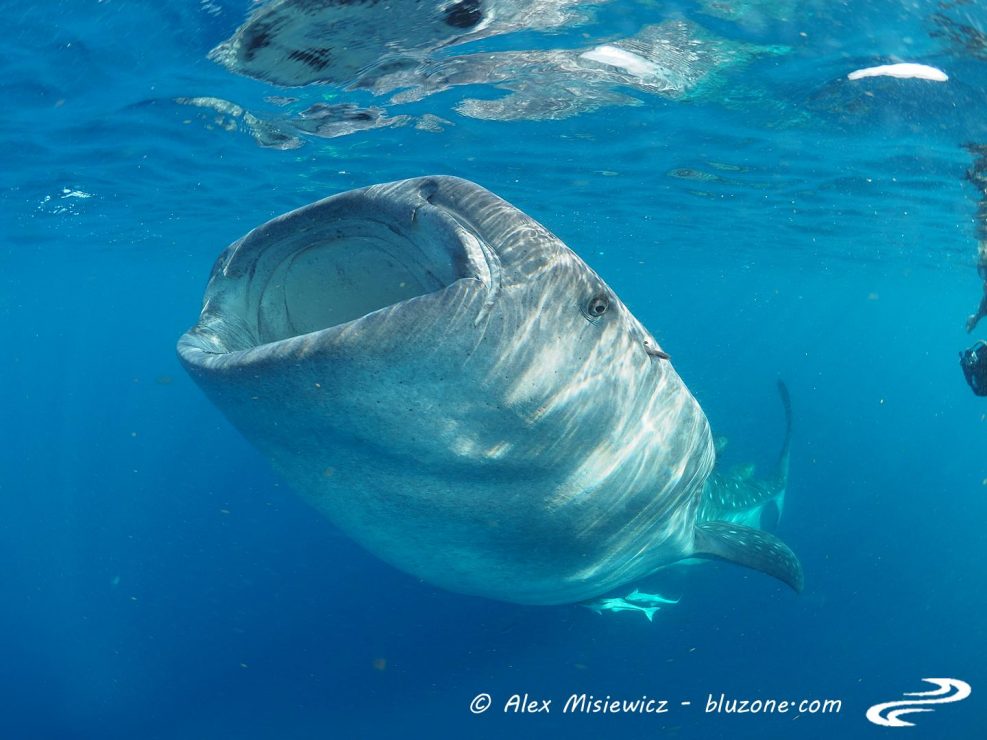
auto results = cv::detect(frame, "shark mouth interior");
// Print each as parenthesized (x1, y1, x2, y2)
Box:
(254, 232, 464, 345)
(178, 182, 504, 367)
(185, 203, 494, 359)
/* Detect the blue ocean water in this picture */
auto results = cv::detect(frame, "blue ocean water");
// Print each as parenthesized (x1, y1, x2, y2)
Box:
(3, 1, 987, 738)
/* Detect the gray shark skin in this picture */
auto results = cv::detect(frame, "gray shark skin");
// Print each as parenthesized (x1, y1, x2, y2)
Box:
(177, 176, 803, 604)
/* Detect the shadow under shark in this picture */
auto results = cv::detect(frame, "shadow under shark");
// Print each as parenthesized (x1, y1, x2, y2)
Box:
(177, 176, 803, 605)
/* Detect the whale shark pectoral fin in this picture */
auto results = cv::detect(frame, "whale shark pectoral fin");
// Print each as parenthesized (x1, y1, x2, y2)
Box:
(693, 521, 804, 592)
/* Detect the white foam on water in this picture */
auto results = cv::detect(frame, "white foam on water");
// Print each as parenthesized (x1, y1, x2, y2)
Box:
(580, 45, 658, 78)
(847, 63, 948, 82)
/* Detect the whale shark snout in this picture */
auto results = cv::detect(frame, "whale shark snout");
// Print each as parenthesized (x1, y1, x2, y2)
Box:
(178, 176, 801, 604)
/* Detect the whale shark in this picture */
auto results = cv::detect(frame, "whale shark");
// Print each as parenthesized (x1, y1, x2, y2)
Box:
(177, 175, 803, 605)
(698, 380, 792, 531)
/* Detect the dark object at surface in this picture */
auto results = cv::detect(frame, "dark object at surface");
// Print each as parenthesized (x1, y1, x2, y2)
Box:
(444, 0, 483, 28)
(960, 340, 987, 395)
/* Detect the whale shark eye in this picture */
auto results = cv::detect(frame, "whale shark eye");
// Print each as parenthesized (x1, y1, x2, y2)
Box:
(585, 293, 610, 320)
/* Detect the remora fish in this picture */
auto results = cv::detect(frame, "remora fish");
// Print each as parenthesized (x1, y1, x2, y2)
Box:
(583, 597, 660, 622)
(177, 176, 803, 605)
(625, 588, 680, 606)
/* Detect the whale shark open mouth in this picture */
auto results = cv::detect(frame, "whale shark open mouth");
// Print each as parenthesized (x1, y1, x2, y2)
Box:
(252, 224, 469, 346)
(180, 184, 496, 360)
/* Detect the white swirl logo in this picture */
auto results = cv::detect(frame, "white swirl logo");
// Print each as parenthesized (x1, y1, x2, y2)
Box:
(866, 678, 972, 727)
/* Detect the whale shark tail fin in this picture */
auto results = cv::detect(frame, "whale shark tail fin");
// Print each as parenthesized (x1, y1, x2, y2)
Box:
(775, 379, 792, 490)
(761, 379, 792, 529)
(693, 521, 803, 592)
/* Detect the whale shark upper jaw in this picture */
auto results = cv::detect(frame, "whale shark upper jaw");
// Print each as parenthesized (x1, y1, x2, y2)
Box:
(177, 178, 500, 362)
